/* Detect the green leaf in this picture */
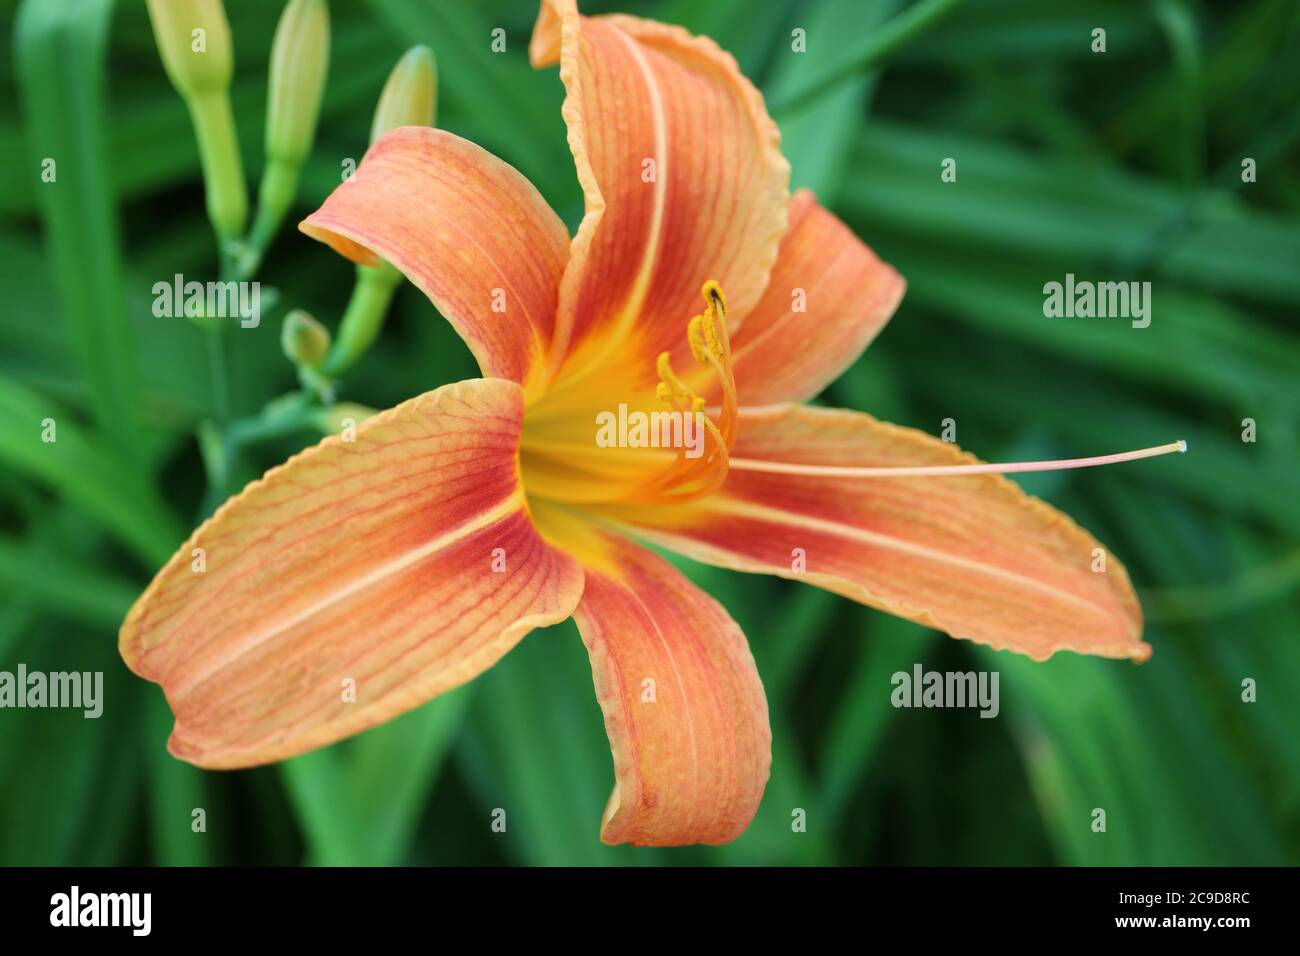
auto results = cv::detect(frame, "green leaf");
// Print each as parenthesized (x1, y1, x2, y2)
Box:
(766, 0, 903, 203)
(146, 693, 213, 865)
(281, 687, 473, 865)
(842, 119, 1300, 305)
(817, 614, 935, 826)
(0, 623, 133, 865)
(0, 376, 184, 566)
(458, 622, 641, 866)
(0, 534, 137, 630)
(14, 0, 141, 454)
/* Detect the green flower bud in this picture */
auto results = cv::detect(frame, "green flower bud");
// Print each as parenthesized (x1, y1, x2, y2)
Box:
(265, 0, 331, 167)
(145, 0, 246, 242)
(281, 309, 331, 368)
(145, 0, 232, 99)
(244, 0, 331, 272)
(370, 45, 437, 144)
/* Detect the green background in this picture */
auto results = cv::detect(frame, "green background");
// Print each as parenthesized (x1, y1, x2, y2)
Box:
(1, 0, 1297, 865)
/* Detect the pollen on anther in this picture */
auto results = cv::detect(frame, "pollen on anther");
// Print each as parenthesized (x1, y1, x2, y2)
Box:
(702, 279, 727, 315)
(687, 315, 712, 363)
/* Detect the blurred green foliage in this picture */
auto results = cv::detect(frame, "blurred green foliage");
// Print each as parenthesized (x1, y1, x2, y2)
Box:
(0, 0, 1297, 865)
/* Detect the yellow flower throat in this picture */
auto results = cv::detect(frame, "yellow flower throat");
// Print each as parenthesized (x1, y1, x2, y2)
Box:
(519, 281, 739, 516)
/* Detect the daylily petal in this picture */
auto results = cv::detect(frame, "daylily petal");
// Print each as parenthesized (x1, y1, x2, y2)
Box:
(602, 404, 1148, 662)
(301, 127, 569, 393)
(120, 378, 584, 768)
(714, 189, 905, 405)
(573, 533, 771, 846)
(530, 0, 789, 381)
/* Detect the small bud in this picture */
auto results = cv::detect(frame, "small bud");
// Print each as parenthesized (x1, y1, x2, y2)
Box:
(371, 45, 437, 143)
(145, 0, 246, 241)
(246, 0, 331, 265)
(266, 0, 331, 168)
(145, 0, 233, 99)
(281, 309, 331, 368)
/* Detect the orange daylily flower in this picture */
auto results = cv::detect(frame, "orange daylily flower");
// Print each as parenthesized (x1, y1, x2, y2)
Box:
(121, 0, 1173, 847)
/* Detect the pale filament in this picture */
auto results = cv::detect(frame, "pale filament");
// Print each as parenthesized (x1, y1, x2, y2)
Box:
(727, 441, 1187, 479)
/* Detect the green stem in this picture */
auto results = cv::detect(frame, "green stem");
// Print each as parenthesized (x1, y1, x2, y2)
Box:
(197, 394, 318, 519)
(772, 0, 966, 115)
(203, 250, 241, 425)
(199, 250, 242, 513)
(323, 263, 401, 376)
(205, 325, 231, 424)
(241, 158, 302, 278)
(1153, 0, 1204, 186)
(196, 419, 229, 520)
(226, 393, 317, 447)
(187, 89, 248, 244)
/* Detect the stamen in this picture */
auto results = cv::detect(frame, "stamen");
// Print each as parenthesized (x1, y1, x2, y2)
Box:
(656, 352, 692, 401)
(687, 315, 713, 364)
(728, 440, 1187, 478)
(637, 280, 740, 504)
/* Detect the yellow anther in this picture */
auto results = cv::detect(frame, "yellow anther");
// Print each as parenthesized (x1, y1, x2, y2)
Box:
(705, 313, 724, 356)
(656, 351, 672, 379)
(685, 281, 729, 366)
(702, 279, 727, 317)
(687, 314, 712, 364)
(687, 313, 726, 370)
(656, 350, 693, 402)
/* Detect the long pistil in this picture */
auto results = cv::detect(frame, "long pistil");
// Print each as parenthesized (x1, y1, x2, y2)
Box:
(727, 441, 1187, 479)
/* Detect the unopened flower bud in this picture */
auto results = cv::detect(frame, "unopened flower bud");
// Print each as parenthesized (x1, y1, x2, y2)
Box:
(370, 45, 437, 144)
(145, 0, 246, 242)
(281, 309, 331, 368)
(266, 0, 331, 168)
(247, 0, 331, 265)
(145, 0, 232, 99)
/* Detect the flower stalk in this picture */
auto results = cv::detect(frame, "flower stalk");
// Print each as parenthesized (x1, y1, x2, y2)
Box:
(322, 263, 400, 376)
(145, 0, 247, 243)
